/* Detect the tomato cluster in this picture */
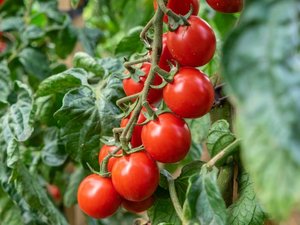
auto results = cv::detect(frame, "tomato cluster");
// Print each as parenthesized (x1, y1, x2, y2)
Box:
(77, 0, 242, 219)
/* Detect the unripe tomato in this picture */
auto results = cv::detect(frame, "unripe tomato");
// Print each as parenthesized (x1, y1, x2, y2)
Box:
(153, 0, 199, 23)
(206, 0, 243, 13)
(141, 113, 191, 163)
(122, 195, 155, 213)
(120, 110, 146, 148)
(163, 67, 214, 118)
(47, 184, 61, 201)
(123, 63, 163, 104)
(167, 16, 216, 67)
(98, 145, 122, 172)
(77, 174, 121, 219)
(111, 151, 159, 202)
(158, 33, 174, 72)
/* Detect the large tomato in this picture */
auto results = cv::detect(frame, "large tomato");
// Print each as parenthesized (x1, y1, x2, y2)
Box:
(77, 174, 121, 219)
(167, 16, 216, 67)
(120, 110, 146, 148)
(98, 145, 122, 172)
(123, 63, 163, 104)
(163, 67, 214, 118)
(122, 195, 155, 213)
(111, 151, 159, 202)
(141, 113, 191, 163)
(153, 0, 199, 23)
(206, 0, 243, 13)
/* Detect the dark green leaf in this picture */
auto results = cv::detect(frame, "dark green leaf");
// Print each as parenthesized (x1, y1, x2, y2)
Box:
(222, 0, 300, 219)
(54, 23, 77, 59)
(36, 68, 88, 97)
(183, 167, 227, 225)
(0, 61, 12, 103)
(73, 52, 105, 77)
(115, 27, 144, 57)
(206, 119, 235, 157)
(77, 27, 103, 56)
(228, 171, 265, 225)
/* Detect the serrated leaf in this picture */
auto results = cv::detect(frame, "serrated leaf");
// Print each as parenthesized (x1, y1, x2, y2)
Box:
(183, 167, 227, 225)
(41, 127, 67, 167)
(207, 120, 235, 157)
(54, 86, 101, 168)
(228, 171, 265, 225)
(73, 52, 105, 76)
(115, 26, 144, 57)
(222, 0, 300, 219)
(36, 68, 88, 97)
(63, 167, 87, 207)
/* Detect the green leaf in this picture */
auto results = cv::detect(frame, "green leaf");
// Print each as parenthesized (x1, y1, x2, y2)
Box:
(63, 167, 87, 207)
(54, 23, 77, 59)
(183, 167, 227, 225)
(77, 27, 103, 56)
(22, 25, 45, 41)
(71, 0, 80, 8)
(54, 86, 101, 168)
(73, 52, 105, 76)
(36, 68, 88, 97)
(115, 27, 144, 57)
(41, 127, 67, 167)
(0, 17, 24, 31)
(206, 120, 235, 157)
(0, 61, 12, 103)
(19, 48, 50, 80)
(222, 0, 300, 219)
(228, 171, 265, 225)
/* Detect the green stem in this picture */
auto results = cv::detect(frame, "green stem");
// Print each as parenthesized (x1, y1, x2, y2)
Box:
(124, 57, 151, 71)
(169, 177, 184, 221)
(100, 146, 122, 176)
(116, 93, 140, 108)
(206, 139, 241, 169)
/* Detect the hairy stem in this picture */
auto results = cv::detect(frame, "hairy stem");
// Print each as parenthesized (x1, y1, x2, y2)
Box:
(124, 57, 151, 70)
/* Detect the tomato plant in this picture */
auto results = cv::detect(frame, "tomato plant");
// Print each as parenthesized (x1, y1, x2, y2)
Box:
(122, 195, 155, 213)
(77, 174, 122, 218)
(206, 0, 244, 13)
(163, 67, 215, 118)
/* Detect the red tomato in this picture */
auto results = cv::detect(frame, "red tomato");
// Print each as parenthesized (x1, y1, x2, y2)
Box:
(122, 195, 155, 213)
(77, 174, 121, 219)
(206, 0, 243, 13)
(0, 41, 5, 53)
(167, 16, 216, 67)
(141, 113, 191, 163)
(111, 151, 159, 202)
(123, 63, 163, 104)
(0, 0, 4, 5)
(98, 145, 122, 172)
(153, 0, 199, 23)
(163, 67, 214, 118)
(47, 184, 61, 201)
(158, 33, 174, 71)
(120, 110, 146, 148)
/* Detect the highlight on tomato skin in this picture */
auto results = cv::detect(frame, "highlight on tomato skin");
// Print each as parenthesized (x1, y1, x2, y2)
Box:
(206, 0, 244, 13)
(77, 174, 122, 219)
(122, 195, 155, 213)
(166, 16, 216, 67)
(163, 67, 215, 119)
(141, 112, 191, 163)
(153, 0, 200, 23)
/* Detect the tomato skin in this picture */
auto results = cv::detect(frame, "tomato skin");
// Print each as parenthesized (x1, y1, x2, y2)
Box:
(141, 113, 191, 163)
(111, 151, 159, 202)
(206, 0, 243, 13)
(163, 67, 214, 118)
(47, 184, 61, 201)
(167, 16, 216, 67)
(98, 145, 122, 172)
(122, 195, 155, 213)
(158, 33, 174, 71)
(0, 0, 4, 5)
(123, 63, 163, 104)
(153, 0, 199, 23)
(77, 174, 121, 219)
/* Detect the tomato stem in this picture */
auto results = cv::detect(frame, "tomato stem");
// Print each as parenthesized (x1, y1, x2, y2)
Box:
(168, 175, 184, 221)
(124, 57, 151, 71)
(99, 146, 122, 176)
(206, 139, 241, 170)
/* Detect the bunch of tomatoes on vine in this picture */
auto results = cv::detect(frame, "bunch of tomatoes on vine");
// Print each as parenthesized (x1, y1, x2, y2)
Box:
(77, 0, 243, 219)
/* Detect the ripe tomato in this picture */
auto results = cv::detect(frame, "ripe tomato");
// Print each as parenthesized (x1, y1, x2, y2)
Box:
(77, 174, 121, 219)
(141, 113, 191, 163)
(206, 0, 243, 13)
(98, 145, 122, 172)
(0, 0, 4, 5)
(47, 184, 61, 201)
(153, 0, 199, 23)
(122, 195, 155, 213)
(121, 110, 146, 148)
(111, 151, 159, 202)
(158, 33, 174, 71)
(123, 63, 163, 104)
(167, 16, 216, 67)
(163, 67, 214, 118)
